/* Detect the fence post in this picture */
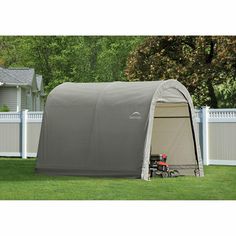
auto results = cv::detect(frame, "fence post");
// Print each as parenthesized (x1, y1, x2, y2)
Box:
(22, 110, 28, 159)
(202, 106, 209, 165)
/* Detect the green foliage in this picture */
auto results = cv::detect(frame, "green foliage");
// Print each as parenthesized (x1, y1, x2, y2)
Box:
(0, 158, 236, 200)
(215, 77, 236, 108)
(125, 36, 236, 108)
(96, 36, 145, 81)
(0, 36, 145, 94)
(1, 36, 236, 108)
(0, 104, 9, 112)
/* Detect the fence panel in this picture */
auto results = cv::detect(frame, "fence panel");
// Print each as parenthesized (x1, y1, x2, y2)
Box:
(27, 112, 42, 157)
(0, 111, 42, 158)
(0, 112, 21, 156)
(196, 108, 236, 165)
(208, 109, 236, 165)
(0, 109, 236, 166)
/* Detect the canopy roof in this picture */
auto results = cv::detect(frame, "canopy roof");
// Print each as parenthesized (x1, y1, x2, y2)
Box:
(37, 80, 203, 179)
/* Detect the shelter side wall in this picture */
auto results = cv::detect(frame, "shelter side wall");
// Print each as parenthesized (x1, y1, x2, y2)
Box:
(37, 82, 158, 176)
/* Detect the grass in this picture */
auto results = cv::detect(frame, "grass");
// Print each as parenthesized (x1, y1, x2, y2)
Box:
(0, 158, 236, 200)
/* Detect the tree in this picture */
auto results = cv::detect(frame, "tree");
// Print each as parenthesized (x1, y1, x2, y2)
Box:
(215, 77, 236, 107)
(96, 36, 145, 81)
(125, 36, 236, 108)
(0, 36, 146, 94)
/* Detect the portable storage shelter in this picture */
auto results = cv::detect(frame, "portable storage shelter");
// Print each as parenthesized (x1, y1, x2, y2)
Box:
(36, 80, 204, 180)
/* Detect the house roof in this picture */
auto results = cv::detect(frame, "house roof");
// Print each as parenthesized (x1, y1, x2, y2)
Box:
(0, 67, 43, 92)
(0, 67, 26, 85)
(4, 68, 35, 86)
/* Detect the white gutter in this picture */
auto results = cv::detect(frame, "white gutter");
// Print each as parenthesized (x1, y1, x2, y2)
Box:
(0, 83, 29, 86)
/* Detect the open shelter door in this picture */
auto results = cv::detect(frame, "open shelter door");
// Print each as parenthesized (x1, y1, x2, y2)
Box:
(151, 103, 198, 175)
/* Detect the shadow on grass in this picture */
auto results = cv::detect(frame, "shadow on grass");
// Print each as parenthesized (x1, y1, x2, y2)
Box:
(0, 158, 139, 182)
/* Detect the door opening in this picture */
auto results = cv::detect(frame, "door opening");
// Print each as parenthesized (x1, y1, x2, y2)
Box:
(150, 102, 198, 176)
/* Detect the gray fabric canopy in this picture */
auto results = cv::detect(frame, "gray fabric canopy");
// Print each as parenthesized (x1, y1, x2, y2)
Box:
(36, 80, 204, 180)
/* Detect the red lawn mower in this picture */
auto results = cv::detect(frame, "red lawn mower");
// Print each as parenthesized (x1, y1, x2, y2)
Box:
(149, 154, 180, 178)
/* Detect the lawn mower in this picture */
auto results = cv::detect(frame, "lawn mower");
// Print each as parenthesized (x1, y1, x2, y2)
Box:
(149, 153, 180, 178)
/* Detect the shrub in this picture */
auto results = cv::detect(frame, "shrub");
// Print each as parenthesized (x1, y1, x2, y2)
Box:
(0, 104, 10, 112)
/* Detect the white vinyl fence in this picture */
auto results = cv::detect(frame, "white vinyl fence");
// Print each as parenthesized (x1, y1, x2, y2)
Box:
(0, 110, 43, 158)
(0, 108, 236, 166)
(196, 107, 236, 166)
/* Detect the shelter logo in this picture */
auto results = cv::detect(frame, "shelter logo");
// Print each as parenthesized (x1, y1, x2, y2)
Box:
(129, 112, 142, 120)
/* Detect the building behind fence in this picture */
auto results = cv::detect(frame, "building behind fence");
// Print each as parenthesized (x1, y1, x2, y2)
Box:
(0, 108, 236, 165)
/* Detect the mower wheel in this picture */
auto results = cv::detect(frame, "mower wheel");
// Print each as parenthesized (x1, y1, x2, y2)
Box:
(161, 172, 168, 178)
(169, 170, 176, 177)
(194, 169, 200, 176)
(172, 170, 180, 177)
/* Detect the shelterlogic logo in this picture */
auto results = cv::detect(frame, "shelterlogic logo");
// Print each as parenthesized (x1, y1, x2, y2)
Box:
(129, 112, 142, 120)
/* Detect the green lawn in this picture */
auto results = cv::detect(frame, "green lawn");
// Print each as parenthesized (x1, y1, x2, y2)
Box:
(0, 158, 235, 200)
